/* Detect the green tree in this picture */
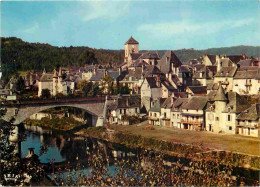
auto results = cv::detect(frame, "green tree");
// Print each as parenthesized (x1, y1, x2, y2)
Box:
(0, 109, 44, 185)
(15, 76, 25, 92)
(100, 75, 113, 95)
(120, 85, 130, 94)
(41, 89, 51, 99)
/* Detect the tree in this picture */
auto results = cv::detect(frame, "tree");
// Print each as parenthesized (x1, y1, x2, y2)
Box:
(15, 76, 25, 93)
(41, 89, 51, 99)
(100, 75, 113, 95)
(0, 109, 44, 185)
(119, 85, 130, 94)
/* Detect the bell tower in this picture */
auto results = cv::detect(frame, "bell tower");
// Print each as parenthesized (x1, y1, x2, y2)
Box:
(124, 36, 139, 63)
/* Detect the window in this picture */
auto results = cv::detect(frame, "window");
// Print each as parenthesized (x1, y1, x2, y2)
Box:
(215, 117, 219, 121)
(173, 114, 175, 118)
(164, 112, 166, 118)
(228, 114, 231, 121)
(135, 108, 138, 113)
(154, 113, 157, 117)
(177, 114, 180, 119)
(120, 109, 122, 114)
(229, 126, 232, 131)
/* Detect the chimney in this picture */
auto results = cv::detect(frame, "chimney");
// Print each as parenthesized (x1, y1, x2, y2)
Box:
(142, 65, 144, 73)
(156, 76, 160, 87)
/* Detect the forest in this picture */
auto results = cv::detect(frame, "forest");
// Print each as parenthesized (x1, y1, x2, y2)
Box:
(1, 37, 259, 82)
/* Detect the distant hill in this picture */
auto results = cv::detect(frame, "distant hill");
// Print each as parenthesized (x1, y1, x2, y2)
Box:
(144, 45, 260, 62)
(1, 37, 259, 82)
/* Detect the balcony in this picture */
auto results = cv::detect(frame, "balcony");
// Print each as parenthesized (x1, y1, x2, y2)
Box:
(181, 119, 203, 125)
(149, 116, 159, 121)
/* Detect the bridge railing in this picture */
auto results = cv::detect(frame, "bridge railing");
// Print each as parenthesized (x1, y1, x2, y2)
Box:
(2, 96, 107, 106)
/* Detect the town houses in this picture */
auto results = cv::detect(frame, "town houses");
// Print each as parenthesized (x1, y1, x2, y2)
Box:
(2, 36, 259, 138)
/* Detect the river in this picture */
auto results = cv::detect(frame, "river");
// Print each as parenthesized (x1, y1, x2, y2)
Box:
(20, 125, 259, 186)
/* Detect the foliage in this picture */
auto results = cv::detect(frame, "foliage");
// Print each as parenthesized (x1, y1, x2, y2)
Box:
(1, 37, 124, 81)
(15, 76, 25, 92)
(100, 75, 114, 95)
(53, 146, 259, 186)
(0, 109, 44, 185)
(41, 89, 51, 99)
(24, 116, 85, 131)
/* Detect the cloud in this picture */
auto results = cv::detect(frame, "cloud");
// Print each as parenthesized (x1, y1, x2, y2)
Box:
(137, 18, 255, 40)
(78, 0, 131, 22)
(22, 23, 40, 34)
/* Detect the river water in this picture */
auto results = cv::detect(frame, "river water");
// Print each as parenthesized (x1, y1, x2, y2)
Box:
(20, 125, 259, 186)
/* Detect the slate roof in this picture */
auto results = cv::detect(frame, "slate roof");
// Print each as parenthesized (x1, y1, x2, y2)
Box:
(161, 80, 176, 91)
(223, 92, 250, 113)
(237, 59, 252, 67)
(208, 85, 227, 101)
(194, 64, 205, 71)
(40, 73, 53, 82)
(207, 83, 219, 91)
(187, 86, 207, 95)
(130, 53, 142, 60)
(237, 104, 260, 121)
(181, 96, 208, 110)
(215, 67, 237, 77)
(125, 36, 139, 45)
(89, 69, 105, 81)
(227, 55, 248, 64)
(171, 98, 189, 112)
(117, 95, 141, 109)
(205, 54, 217, 65)
(174, 92, 188, 98)
(234, 68, 259, 79)
(108, 71, 120, 80)
(157, 50, 182, 74)
(179, 65, 192, 73)
(161, 97, 174, 109)
(141, 51, 160, 59)
(145, 77, 159, 88)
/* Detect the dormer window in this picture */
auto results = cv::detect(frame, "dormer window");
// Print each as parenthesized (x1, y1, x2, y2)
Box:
(166, 57, 170, 62)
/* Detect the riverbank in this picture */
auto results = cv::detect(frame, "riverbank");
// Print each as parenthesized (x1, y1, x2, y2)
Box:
(76, 121, 260, 170)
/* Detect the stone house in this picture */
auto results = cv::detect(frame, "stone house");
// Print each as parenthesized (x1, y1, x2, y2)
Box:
(236, 104, 259, 137)
(192, 66, 217, 86)
(107, 95, 141, 125)
(140, 77, 161, 111)
(213, 66, 237, 92)
(233, 67, 260, 95)
(180, 96, 208, 131)
(205, 86, 250, 134)
(171, 98, 189, 128)
(38, 68, 74, 97)
(161, 80, 177, 98)
(148, 98, 166, 126)
(160, 97, 174, 127)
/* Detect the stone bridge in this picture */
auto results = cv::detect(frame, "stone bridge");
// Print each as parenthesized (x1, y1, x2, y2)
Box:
(2, 97, 108, 126)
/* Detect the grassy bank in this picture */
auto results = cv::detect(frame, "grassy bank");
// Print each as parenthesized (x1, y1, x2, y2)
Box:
(24, 117, 85, 131)
(76, 122, 260, 170)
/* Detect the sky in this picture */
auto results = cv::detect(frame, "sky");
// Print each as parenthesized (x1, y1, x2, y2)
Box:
(1, 0, 260, 50)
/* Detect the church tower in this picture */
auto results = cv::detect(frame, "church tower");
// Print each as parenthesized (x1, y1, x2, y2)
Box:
(124, 36, 139, 63)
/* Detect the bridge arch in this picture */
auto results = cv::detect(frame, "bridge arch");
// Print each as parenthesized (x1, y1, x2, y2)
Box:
(17, 104, 100, 126)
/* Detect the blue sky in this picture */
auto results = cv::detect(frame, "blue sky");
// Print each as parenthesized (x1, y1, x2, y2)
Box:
(1, 0, 259, 50)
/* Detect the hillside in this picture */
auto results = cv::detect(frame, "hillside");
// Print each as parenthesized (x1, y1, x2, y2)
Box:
(1, 37, 259, 82)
